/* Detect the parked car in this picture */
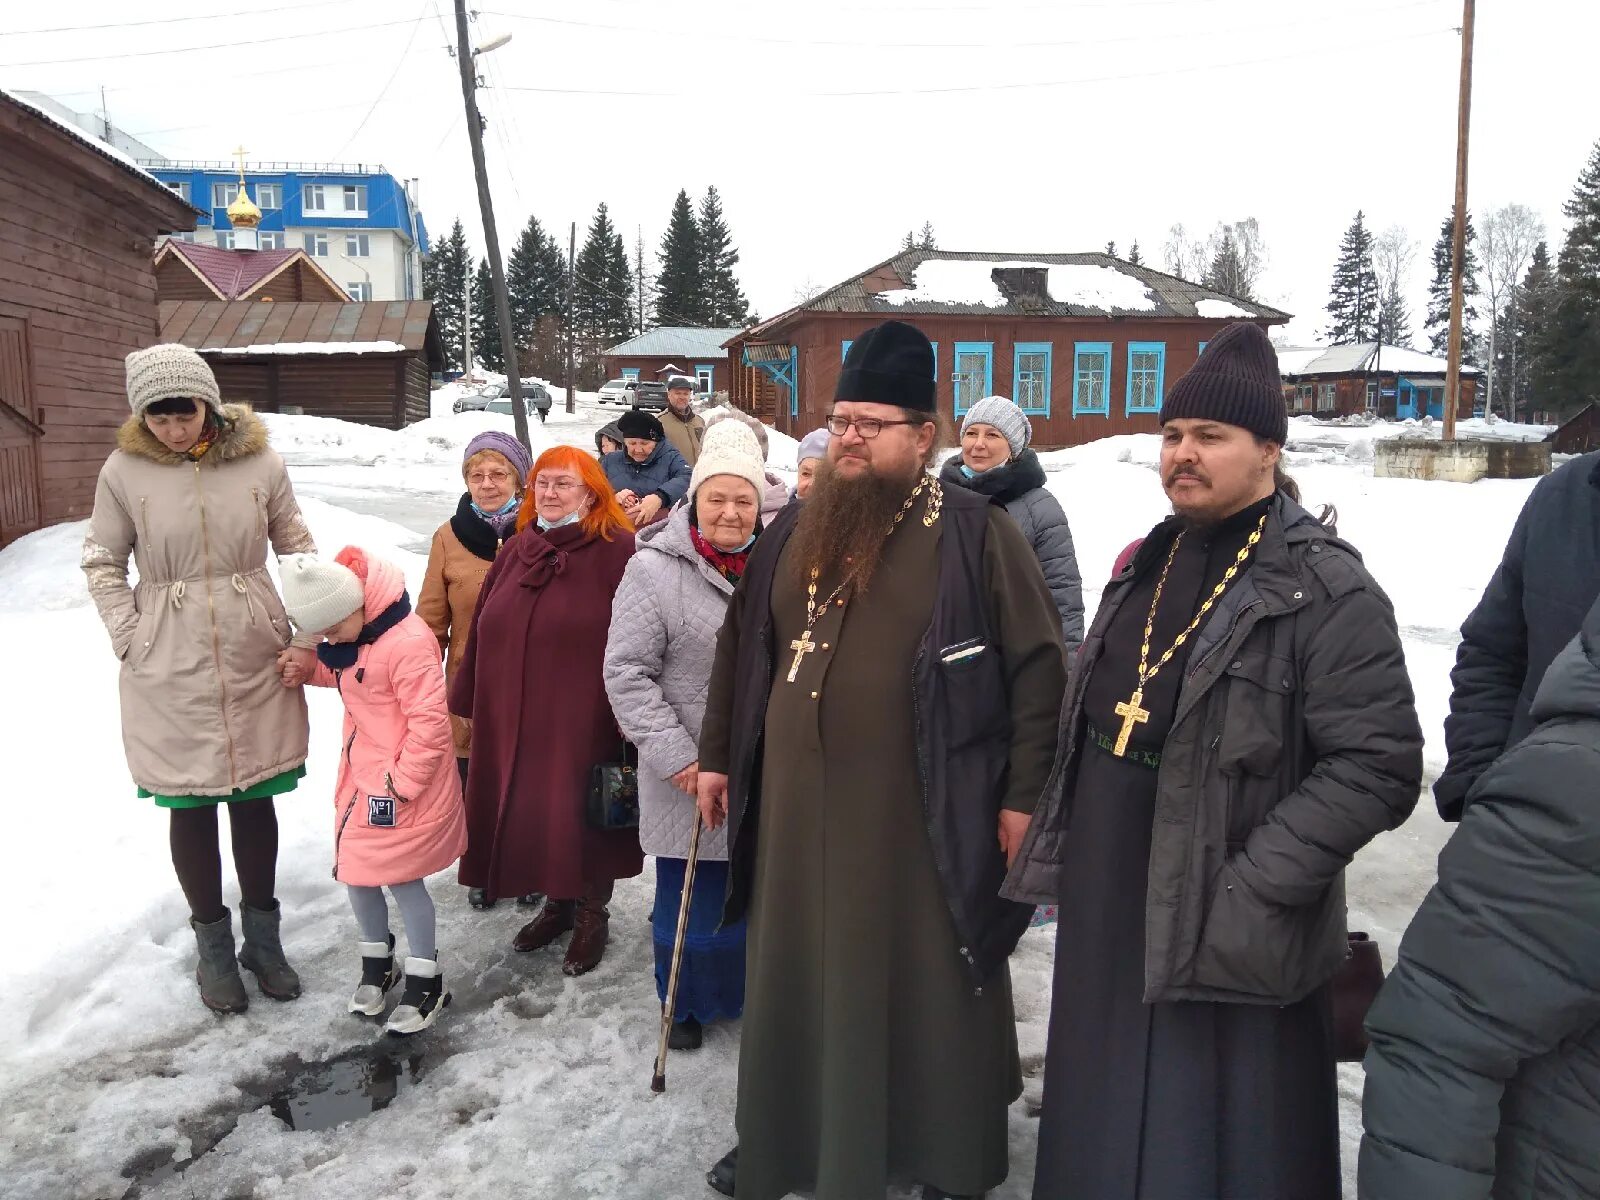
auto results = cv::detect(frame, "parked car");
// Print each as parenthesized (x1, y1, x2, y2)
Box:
(597, 378, 639, 408)
(485, 384, 553, 423)
(453, 386, 494, 414)
(631, 380, 669, 412)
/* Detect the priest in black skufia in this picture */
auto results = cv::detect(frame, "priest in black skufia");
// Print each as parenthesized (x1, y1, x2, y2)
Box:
(696, 320, 1067, 1200)
(1005, 322, 1424, 1200)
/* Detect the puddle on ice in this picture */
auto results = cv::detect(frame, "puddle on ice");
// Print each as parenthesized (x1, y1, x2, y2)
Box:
(122, 1044, 430, 1196)
(265, 1044, 427, 1132)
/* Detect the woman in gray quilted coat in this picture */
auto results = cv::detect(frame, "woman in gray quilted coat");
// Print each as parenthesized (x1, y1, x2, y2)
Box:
(603, 420, 767, 1052)
(939, 394, 1084, 654)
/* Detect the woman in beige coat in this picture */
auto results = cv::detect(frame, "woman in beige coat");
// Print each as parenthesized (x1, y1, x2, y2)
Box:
(417, 430, 537, 913)
(82, 344, 317, 1015)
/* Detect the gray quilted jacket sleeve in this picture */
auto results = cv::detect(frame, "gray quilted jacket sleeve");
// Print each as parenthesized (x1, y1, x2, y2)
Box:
(604, 554, 699, 780)
(1014, 487, 1084, 651)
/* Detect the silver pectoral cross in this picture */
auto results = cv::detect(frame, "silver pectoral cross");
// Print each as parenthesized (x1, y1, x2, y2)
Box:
(786, 630, 816, 683)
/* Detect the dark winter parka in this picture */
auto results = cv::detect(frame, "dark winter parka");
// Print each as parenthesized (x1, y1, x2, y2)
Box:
(704, 485, 1060, 989)
(939, 449, 1085, 652)
(1003, 492, 1424, 1005)
(599, 441, 691, 509)
(1360, 603, 1600, 1200)
(1434, 451, 1600, 820)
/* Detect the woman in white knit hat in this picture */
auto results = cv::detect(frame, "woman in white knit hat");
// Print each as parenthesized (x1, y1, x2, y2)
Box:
(603, 420, 767, 1051)
(82, 343, 318, 1015)
(939, 394, 1085, 655)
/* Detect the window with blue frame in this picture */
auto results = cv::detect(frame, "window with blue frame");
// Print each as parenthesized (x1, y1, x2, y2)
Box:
(1126, 342, 1166, 414)
(1198, 341, 1208, 356)
(930, 341, 939, 382)
(841, 340, 852, 362)
(621, 368, 640, 382)
(1072, 343, 1112, 416)
(952, 342, 993, 415)
(1013, 342, 1052, 415)
(695, 363, 715, 394)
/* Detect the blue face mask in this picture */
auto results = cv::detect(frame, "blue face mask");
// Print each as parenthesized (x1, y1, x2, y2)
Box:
(727, 531, 757, 552)
(537, 510, 583, 532)
(472, 495, 522, 520)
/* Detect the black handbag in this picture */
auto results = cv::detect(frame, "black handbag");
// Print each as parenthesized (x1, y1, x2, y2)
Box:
(1333, 931, 1385, 1062)
(585, 742, 640, 831)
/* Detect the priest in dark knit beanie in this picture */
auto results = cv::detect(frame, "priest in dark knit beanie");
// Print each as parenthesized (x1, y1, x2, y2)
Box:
(1018, 317, 1421, 1200)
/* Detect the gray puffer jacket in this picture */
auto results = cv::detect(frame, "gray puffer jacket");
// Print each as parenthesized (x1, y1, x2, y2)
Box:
(603, 505, 734, 861)
(939, 449, 1083, 651)
(1360, 603, 1600, 1200)
(1003, 493, 1423, 1005)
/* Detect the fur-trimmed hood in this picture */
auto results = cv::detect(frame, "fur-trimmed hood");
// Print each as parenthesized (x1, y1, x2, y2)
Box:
(116, 404, 269, 466)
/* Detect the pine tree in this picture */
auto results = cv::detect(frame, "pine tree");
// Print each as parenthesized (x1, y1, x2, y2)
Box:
(655, 190, 704, 326)
(699, 186, 750, 327)
(574, 204, 635, 387)
(1376, 277, 1412, 349)
(1517, 240, 1558, 417)
(918, 221, 937, 250)
(505, 214, 566, 361)
(1325, 211, 1379, 343)
(1128, 240, 1143, 266)
(901, 230, 915, 252)
(421, 218, 470, 372)
(1424, 211, 1482, 362)
(1105, 241, 1118, 257)
(1538, 139, 1600, 417)
(470, 258, 503, 373)
(1204, 227, 1257, 300)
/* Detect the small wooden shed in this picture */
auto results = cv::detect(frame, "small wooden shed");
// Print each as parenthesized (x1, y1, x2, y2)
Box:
(1548, 402, 1600, 455)
(160, 300, 444, 429)
(0, 89, 198, 546)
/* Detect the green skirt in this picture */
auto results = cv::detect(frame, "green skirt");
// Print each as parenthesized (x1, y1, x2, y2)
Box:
(141, 765, 306, 810)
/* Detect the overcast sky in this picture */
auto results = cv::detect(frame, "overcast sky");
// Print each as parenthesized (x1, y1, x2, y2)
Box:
(7, 0, 1596, 343)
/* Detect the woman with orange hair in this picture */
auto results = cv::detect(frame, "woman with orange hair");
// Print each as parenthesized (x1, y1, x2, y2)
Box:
(449, 446, 642, 972)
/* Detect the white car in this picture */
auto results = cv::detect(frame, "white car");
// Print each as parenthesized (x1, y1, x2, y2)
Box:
(597, 378, 639, 408)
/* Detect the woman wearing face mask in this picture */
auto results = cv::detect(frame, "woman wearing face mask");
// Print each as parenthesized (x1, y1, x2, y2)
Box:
(939, 395, 1085, 656)
(793, 427, 831, 502)
(450, 447, 642, 973)
(603, 422, 766, 1051)
(82, 344, 317, 1014)
(418, 431, 539, 913)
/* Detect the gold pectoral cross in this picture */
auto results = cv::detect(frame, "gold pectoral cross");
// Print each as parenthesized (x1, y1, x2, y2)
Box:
(1112, 688, 1150, 756)
(786, 630, 816, 683)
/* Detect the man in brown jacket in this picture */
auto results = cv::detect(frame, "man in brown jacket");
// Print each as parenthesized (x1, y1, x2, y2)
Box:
(659, 374, 705, 466)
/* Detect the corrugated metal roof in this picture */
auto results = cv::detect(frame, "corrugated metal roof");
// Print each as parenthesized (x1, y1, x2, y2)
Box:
(1279, 341, 1482, 378)
(605, 326, 746, 358)
(159, 300, 442, 368)
(740, 249, 1290, 340)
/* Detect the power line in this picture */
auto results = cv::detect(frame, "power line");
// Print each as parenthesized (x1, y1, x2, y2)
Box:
(492, 25, 1453, 99)
(0, 14, 427, 68)
(333, 1, 429, 159)
(3, 0, 369, 36)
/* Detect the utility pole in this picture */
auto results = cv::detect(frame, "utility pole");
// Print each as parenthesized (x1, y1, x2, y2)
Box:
(451, 2, 529, 450)
(565, 221, 577, 414)
(462, 271, 472, 380)
(1443, 0, 1475, 442)
(636, 224, 646, 336)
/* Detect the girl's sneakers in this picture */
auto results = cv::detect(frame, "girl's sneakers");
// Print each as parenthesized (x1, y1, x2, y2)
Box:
(385, 957, 451, 1036)
(348, 935, 401, 1016)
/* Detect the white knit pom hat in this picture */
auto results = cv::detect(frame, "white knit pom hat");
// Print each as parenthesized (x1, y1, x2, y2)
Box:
(689, 420, 767, 505)
(279, 553, 365, 633)
(125, 343, 224, 418)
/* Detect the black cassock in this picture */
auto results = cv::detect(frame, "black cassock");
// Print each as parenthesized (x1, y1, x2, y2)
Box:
(1033, 499, 1341, 1200)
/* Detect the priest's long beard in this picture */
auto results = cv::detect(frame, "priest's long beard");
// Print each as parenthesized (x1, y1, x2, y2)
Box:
(788, 461, 917, 596)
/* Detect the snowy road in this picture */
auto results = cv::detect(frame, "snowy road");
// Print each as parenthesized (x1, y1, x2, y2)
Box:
(1, 405, 1539, 1199)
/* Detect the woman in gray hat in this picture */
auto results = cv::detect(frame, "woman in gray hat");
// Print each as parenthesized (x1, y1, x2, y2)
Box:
(939, 394, 1084, 655)
(82, 343, 317, 1015)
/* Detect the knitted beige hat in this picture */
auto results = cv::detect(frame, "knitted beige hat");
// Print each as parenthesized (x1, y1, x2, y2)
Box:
(689, 421, 767, 504)
(278, 553, 365, 634)
(125, 343, 223, 418)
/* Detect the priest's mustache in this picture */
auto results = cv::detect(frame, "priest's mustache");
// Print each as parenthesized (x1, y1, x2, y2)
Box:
(1165, 467, 1209, 487)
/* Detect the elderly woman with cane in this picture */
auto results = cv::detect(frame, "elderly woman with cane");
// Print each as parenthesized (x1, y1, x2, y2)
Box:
(604, 420, 767, 1052)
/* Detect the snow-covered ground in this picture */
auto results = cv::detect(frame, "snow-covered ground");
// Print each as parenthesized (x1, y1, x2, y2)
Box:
(1, 401, 1547, 1199)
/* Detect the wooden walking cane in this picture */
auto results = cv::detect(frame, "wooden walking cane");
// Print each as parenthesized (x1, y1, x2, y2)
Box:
(652, 811, 704, 1093)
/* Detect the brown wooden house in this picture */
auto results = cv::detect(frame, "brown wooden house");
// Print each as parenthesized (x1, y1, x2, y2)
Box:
(154, 240, 348, 303)
(601, 326, 745, 397)
(0, 89, 199, 547)
(160, 300, 444, 429)
(725, 249, 1289, 446)
(1549, 403, 1600, 455)
(1277, 343, 1480, 422)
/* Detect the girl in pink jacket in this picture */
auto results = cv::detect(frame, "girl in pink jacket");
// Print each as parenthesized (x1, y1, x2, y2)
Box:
(278, 546, 468, 1035)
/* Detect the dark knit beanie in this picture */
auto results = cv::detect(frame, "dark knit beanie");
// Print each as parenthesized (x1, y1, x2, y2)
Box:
(836, 320, 936, 412)
(617, 408, 666, 442)
(1160, 321, 1288, 444)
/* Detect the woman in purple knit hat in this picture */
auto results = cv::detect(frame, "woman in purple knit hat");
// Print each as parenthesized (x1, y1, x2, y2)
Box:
(418, 430, 539, 912)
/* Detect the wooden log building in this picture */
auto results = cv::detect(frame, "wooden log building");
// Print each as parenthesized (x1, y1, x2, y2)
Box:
(725, 249, 1289, 447)
(154, 239, 349, 303)
(0, 88, 199, 547)
(159, 300, 444, 429)
(601, 326, 745, 396)
(1276, 343, 1481, 422)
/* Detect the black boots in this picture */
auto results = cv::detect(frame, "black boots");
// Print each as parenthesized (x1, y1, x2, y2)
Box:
(190, 909, 248, 1014)
(237, 900, 301, 1000)
(669, 1016, 703, 1051)
(706, 1146, 738, 1197)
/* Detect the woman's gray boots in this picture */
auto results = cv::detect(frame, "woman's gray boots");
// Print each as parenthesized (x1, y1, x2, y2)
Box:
(191, 909, 249, 1014)
(238, 900, 302, 1000)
